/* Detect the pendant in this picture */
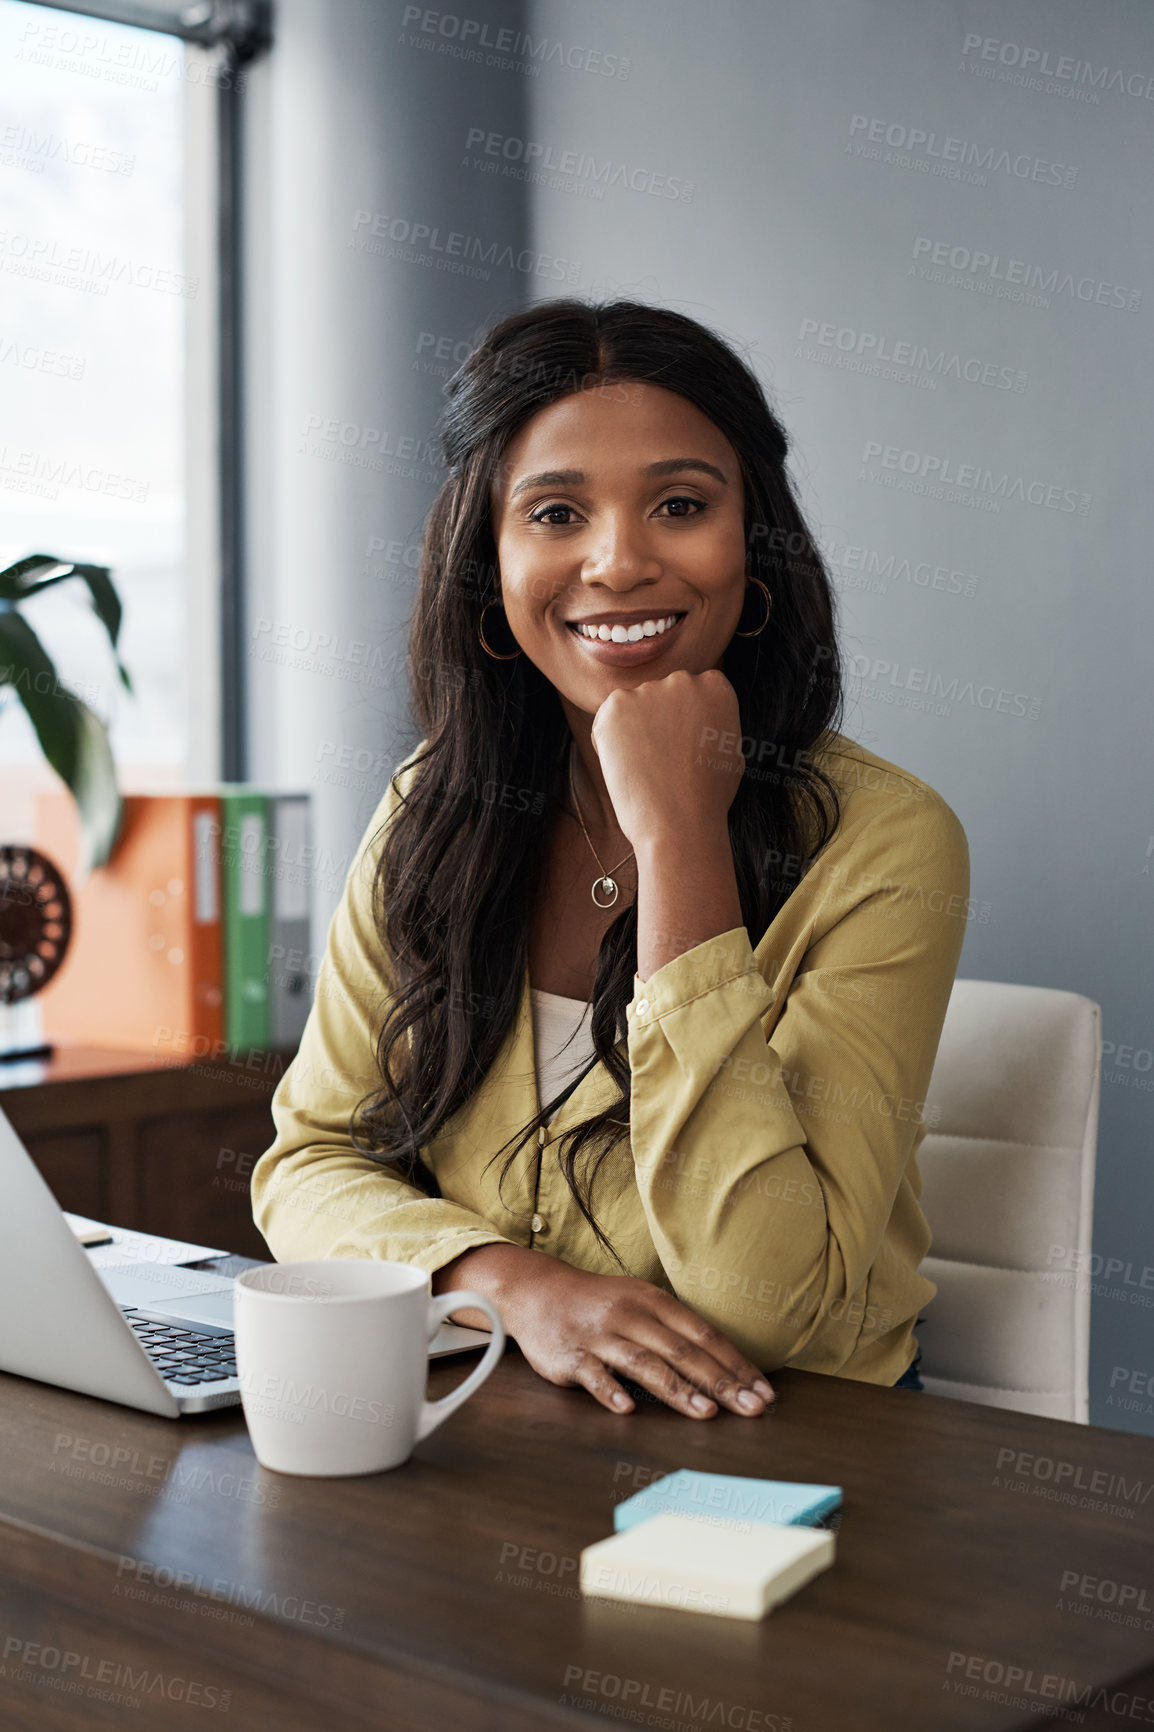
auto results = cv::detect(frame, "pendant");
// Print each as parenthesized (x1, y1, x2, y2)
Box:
(592, 876, 619, 908)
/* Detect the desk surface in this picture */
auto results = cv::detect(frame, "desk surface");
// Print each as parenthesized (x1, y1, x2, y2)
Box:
(0, 1041, 295, 1090)
(3, 1342, 1154, 1732)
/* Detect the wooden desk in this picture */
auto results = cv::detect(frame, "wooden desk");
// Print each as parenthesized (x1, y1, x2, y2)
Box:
(2, 1331, 1153, 1730)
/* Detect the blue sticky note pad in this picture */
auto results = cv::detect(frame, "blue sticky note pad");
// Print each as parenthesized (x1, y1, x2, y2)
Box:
(613, 1470, 842, 1534)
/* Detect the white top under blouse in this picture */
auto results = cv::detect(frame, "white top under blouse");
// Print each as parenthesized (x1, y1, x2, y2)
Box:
(529, 987, 598, 1125)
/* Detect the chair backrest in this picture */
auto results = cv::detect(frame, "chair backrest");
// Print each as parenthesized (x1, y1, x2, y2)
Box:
(916, 979, 1100, 1422)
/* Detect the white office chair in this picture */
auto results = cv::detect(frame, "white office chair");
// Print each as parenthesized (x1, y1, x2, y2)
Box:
(916, 979, 1101, 1422)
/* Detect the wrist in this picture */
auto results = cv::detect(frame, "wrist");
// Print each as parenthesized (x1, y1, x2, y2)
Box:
(634, 824, 743, 981)
(432, 1241, 547, 1332)
(634, 820, 731, 865)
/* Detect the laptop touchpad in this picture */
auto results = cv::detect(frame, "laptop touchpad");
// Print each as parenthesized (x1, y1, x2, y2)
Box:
(99, 1262, 233, 1312)
(146, 1290, 237, 1329)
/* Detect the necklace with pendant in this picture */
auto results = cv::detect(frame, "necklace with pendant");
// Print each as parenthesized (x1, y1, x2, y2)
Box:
(568, 744, 635, 908)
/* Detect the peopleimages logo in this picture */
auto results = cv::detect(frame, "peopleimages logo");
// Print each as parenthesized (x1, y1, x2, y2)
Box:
(559, 1667, 792, 1730)
(847, 114, 1077, 187)
(824, 538, 980, 598)
(1, 1637, 231, 1712)
(463, 128, 694, 201)
(399, 7, 631, 79)
(0, 228, 197, 297)
(848, 652, 1040, 722)
(910, 236, 1141, 312)
(994, 1446, 1154, 1506)
(0, 125, 135, 177)
(961, 33, 1154, 102)
(0, 446, 149, 504)
(860, 440, 1092, 516)
(945, 1649, 1154, 1721)
(14, 16, 244, 91)
(350, 208, 580, 284)
(798, 318, 1026, 393)
(0, 336, 85, 381)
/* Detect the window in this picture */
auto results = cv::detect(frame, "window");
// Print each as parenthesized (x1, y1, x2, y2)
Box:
(0, 0, 273, 803)
(0, 0, 205, 791)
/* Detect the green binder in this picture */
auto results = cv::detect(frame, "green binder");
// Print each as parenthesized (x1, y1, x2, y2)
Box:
(220, 788, 270, 1050)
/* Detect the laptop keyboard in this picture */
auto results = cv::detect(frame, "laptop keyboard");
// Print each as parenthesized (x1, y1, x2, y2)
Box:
(123, 1308, 237, 1386)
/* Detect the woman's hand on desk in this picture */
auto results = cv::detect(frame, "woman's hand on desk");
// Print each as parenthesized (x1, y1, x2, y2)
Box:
(434, 1245, 774, 1420)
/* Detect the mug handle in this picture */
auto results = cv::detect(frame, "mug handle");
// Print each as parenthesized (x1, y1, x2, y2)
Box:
(416, 1291, 506, 1443)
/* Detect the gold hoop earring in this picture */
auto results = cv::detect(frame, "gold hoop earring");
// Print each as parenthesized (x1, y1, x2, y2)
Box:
(478, 600, 522, 660)
(734, 576, 773, 638)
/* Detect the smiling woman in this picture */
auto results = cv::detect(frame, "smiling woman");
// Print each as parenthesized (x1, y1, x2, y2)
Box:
(492, 376, 763, 989)
(251, 299, 968, 1420)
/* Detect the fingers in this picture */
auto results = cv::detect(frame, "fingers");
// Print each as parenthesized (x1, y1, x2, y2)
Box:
(513, 1270, 776, 1420)
(558, 1342, 719, 1421)
(661, 1337, 763, 1416)
(568, 1348, 638, 1416)
(654, 1299, 776, 1411)
(602, 1340, 720, 1419)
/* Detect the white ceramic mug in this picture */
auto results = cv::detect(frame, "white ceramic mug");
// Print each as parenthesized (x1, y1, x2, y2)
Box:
(233, 1259, 505, 1476)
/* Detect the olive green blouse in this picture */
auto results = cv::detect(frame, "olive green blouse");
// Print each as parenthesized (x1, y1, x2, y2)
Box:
(251, 732, 970, 1386)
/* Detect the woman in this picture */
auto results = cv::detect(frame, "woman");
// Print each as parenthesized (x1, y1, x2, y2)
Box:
(251, 299, 967, 1420)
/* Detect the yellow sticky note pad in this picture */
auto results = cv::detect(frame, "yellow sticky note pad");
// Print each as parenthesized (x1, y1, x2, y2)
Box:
(580, 1512, 835, 1620)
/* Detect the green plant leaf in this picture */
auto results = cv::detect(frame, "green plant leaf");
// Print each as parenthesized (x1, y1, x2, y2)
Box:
(0, 554, 72, 599)
(66, 702, 123, 876)
(0, 607, 58, 690)
(0, 553, 133, 695)
(0, 612, 122, 873)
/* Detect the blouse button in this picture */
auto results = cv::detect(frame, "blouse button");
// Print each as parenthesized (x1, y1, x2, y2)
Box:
(531, 1213, 545, 1234)
(636, 998, 650, 1016)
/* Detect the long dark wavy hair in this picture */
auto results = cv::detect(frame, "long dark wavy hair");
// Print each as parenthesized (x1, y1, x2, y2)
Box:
(350, 298, 846, 1263)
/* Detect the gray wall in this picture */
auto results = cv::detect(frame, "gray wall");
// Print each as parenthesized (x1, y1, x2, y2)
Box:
(242, 0, 530, 925)
(244, 0, 1154, 1433)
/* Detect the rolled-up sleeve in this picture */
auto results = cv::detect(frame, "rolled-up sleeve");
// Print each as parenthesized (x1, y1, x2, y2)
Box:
(626, 791, 969, 1373)
(250, 762, 519, 1274)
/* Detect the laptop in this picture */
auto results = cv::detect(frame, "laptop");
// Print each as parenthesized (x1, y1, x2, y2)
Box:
(0, 1104, 492, 1419)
